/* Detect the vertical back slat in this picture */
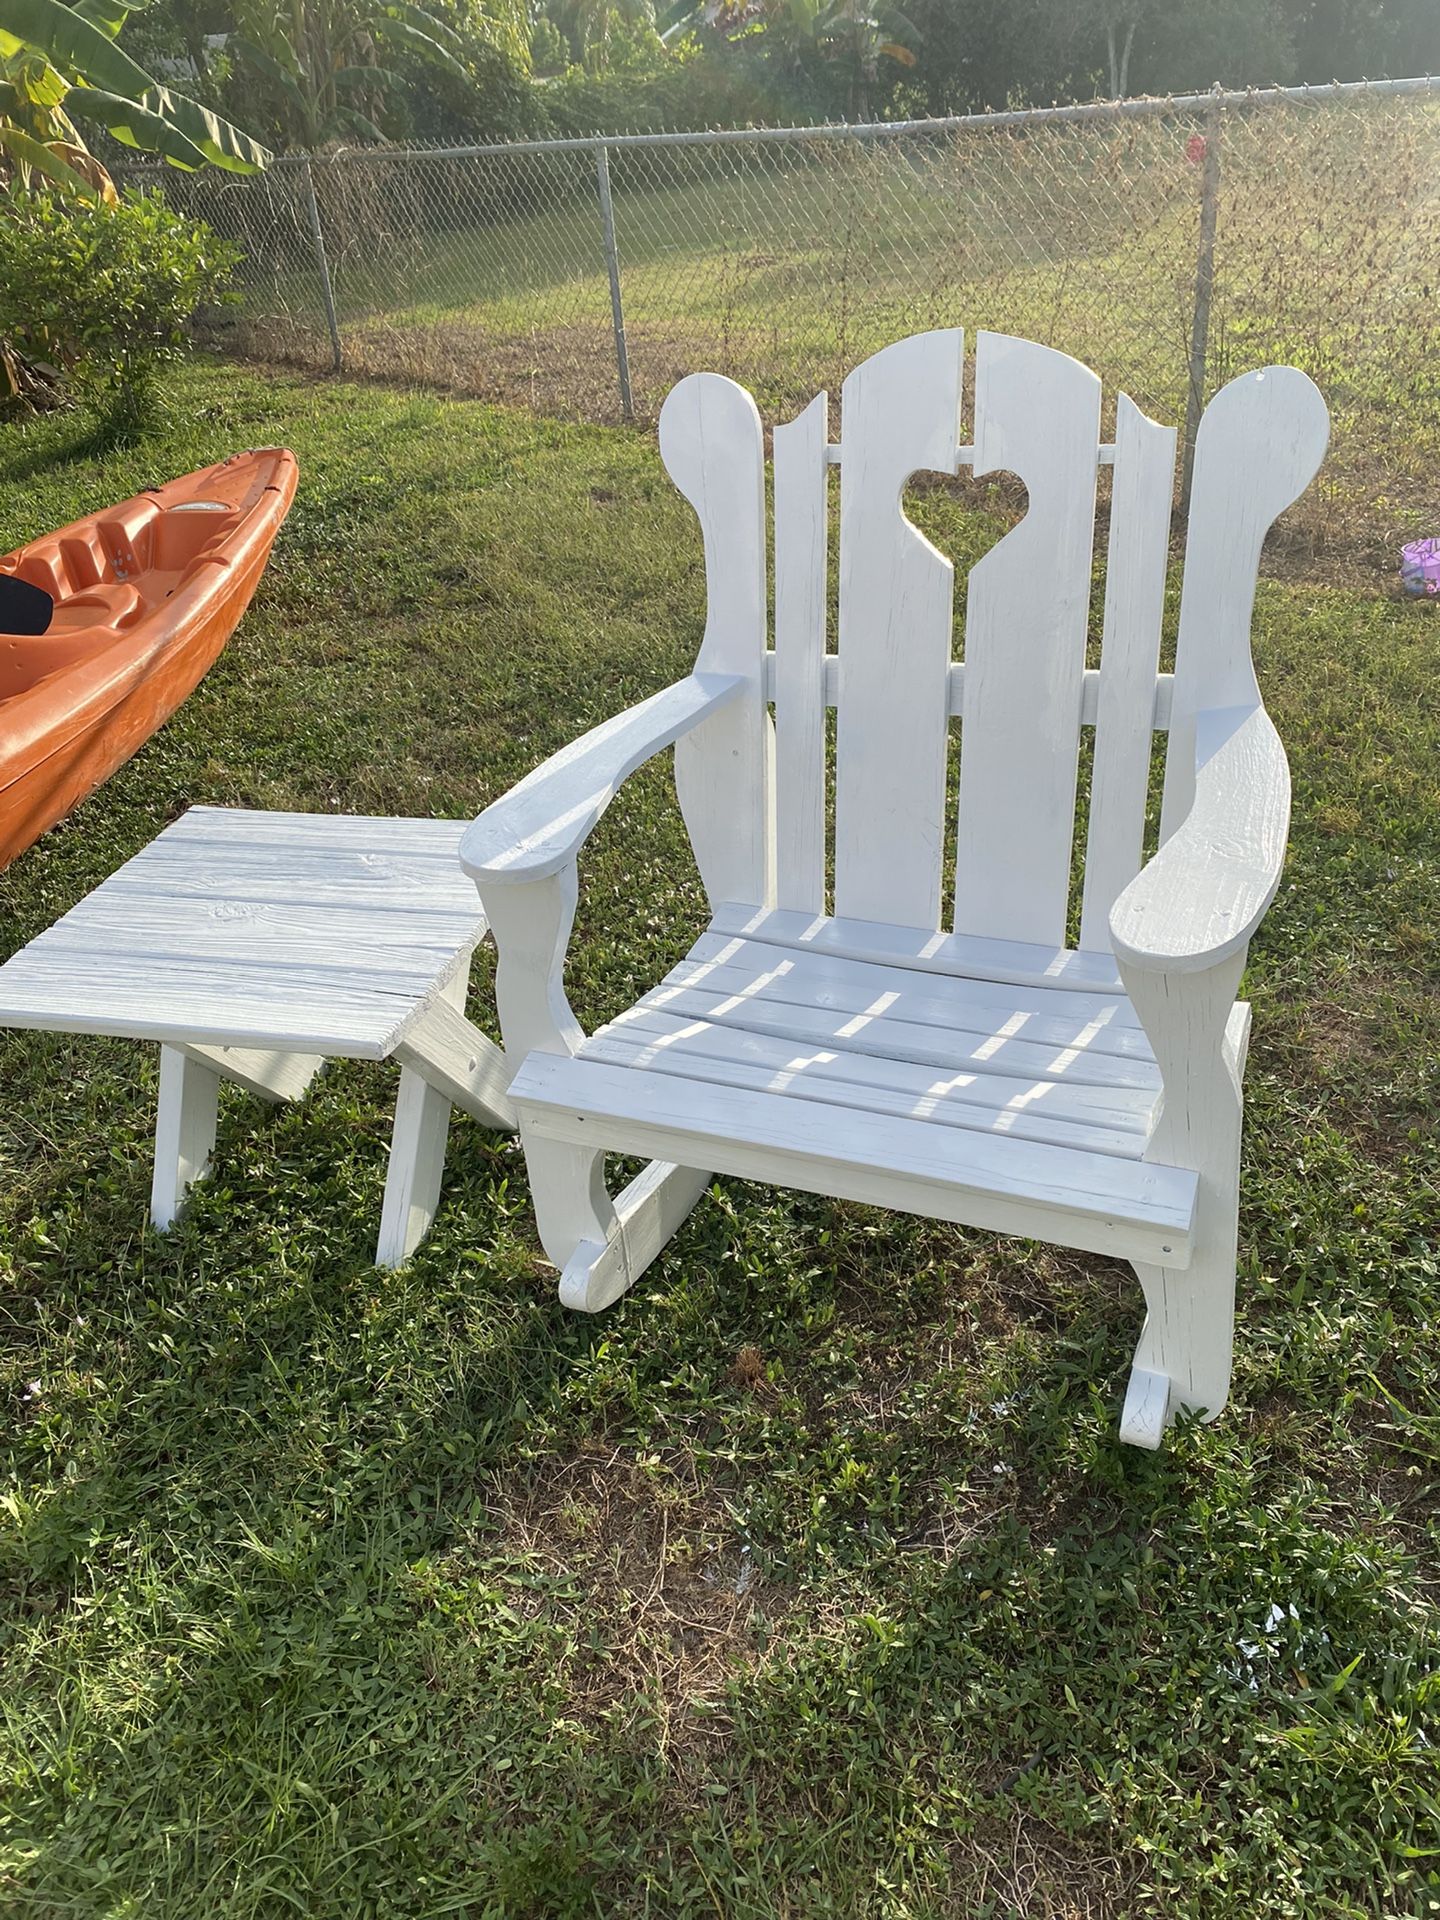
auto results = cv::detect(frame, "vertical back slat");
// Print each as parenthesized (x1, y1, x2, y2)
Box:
(1161, 366, 1330, 841)
(773, 392, 830, 914)
(1078, 394, 1177, 953)
(953, 331, 1102, 947)
(659, 372, 773, 911)
(833, 329, 962, 930)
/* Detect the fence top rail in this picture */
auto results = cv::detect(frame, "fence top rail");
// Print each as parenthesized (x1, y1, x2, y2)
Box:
(117, 71, 1439, 174)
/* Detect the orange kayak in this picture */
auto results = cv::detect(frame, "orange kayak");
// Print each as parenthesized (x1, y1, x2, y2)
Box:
(0, 448, 298, 869)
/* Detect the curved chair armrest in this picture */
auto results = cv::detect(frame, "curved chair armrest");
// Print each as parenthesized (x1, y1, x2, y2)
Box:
(1110, 704, 1291, 975)
(460, 672, 746, 884)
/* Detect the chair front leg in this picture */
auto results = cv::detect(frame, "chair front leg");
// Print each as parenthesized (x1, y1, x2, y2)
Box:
(478, 865, 710, 1313)
(1117, 950, 1247, 1447)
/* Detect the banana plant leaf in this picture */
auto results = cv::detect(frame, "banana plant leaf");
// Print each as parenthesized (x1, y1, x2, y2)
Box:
(330, 64, 408, 91)
(140, 86, 271, 171)
(327, 102, 387, 142)
(5, 0, 157, 100)
(383, 1, 464, 54)
(0, 120, 103, 197)
(8, 0, 271, 171)
(72, 0, 147, 38)
(64, 84, 208, 166)
(372, 12, 468, 74)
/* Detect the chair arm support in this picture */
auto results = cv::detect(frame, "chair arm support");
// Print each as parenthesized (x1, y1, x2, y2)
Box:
(460, 672, 746, 884)
(1110, 704, 1291, 975)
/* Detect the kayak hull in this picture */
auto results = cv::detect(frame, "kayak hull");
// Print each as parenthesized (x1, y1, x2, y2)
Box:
(0, 448, 298, 869)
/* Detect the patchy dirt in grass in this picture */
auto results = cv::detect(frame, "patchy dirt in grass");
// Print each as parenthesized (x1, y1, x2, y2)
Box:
(480, 1441, 776, 1735)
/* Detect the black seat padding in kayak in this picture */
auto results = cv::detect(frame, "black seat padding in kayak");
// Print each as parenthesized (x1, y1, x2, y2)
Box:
(0, 574, 55, 636)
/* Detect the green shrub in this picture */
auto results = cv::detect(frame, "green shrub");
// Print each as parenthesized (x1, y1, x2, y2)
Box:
(0, 191, 239, 428)
(542, 48, 815, 137)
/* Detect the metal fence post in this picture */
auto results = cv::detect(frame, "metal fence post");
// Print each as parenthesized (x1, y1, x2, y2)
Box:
(302, 157, 343, 374)
(1180, 84, 1224, 512)
(595, 145, 634, 422)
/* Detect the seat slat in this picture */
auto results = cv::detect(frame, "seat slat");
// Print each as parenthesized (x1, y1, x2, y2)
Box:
(833, 329, 962, 929)
(626, 981, 1159, 1093)
(707, 903, 1128, 997)
(592, 1004, 1155, 1130)
(668, 943, 1155, 1058)
(954, 333, 1102, 946)
(773, 391, 830, 914)
(583, 1016, 1149, 1159)
(512, 1053, 1198, 1270)
(1080, 394, 1177, 953)
(682, 930, 1147, 1036)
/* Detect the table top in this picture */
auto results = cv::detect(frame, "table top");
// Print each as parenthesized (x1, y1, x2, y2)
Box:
(0, 807, 490, 1059)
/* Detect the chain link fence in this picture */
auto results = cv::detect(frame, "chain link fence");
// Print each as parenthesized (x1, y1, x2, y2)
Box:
(127, 76, 1440, 561)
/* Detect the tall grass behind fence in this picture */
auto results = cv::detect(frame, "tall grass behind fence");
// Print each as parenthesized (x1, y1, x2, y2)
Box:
(131, 80, 1440, 558)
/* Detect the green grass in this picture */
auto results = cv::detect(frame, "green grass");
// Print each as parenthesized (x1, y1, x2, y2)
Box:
(1, 358, 1438, 1919)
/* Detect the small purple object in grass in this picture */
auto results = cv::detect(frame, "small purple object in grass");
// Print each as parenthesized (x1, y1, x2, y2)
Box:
(1400, 537, 1440, 596)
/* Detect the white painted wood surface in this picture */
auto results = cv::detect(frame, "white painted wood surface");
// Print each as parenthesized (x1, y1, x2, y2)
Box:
(460, 672, 744, 883)
(623, 978, 1157, 1092)
(0, 807, 491, 1058)
(177, 1043, 324, 1104)
(0, 805, 511, 1263)
(660, 374, 773, 912)
(954, 333, 1101, 946)
(1079, 394, 1177, 953)
(762, 653, 1174, 730)
(377, 971, 471, 1268)
(833, 329, 961, 929)
(772, 391, 830, 914)
(1111, 705, 1290, 972)
(1162, 365, 1329, 841)
(582, 1012, 1154, 1157)
(467, 330, 1327, 1446)
(150, 1043, 219, 1230)
(1118, 950, 1246, 1445)
(512, 1052, 1196, 1268)
(673, 934, 1150, 1042)
(704, 902, 1128, 996)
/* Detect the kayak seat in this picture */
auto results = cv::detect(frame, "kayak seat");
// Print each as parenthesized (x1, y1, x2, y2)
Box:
(60, 531, 106, 592)
(50, 584, 145, 633)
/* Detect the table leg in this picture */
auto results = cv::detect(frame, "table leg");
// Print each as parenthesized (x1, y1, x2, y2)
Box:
(375, 1065, 453, 1268)
(374, 964, 467, 1267)
(151, 1044, 220, 1230)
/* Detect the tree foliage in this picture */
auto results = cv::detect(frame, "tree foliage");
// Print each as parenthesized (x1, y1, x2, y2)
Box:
(0, 0, 268, 204)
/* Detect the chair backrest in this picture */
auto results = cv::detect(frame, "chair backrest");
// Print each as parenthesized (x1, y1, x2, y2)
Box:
(658, 329, 1328, 954)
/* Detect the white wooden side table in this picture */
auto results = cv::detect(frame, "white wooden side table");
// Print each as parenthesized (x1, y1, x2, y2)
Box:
(0, 806, 514, 1264)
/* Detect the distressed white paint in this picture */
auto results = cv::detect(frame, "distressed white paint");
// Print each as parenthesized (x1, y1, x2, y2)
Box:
(954, 332, 1101, 946)
(465, 332, 1327, 1446)
(0, 806, 510, 1262)
(833, 329, 961, 929)
(1079, 394, 1177, 953)
(772, 391, 831, 914)
(659, 373, 772, 912)
(1162, 365, 1329, 841)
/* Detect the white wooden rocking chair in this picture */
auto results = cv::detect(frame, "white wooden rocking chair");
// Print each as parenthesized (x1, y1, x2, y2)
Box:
(462, 330, 1328, 1448)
